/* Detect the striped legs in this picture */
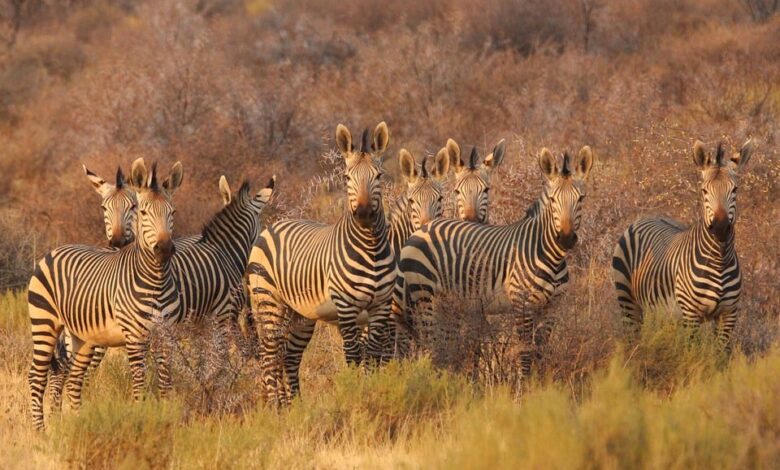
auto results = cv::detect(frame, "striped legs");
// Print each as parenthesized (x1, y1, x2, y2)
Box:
(64, 337, 95, 410)
(283, 314, 316, 400)
(366, 302, 392, 365)
(252, 288, 288, 406)
(716, 307, 737, 354)
(28, 312, 63, 430)
(125, 339, 149, 402)
(333, 294, 364, 366)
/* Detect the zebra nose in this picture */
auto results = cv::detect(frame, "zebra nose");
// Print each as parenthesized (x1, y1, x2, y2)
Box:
(154, 233, 175, 262)
(463, 208, 478, 222)
(710, 206, 731, 241)
(108, 236, 124, 249)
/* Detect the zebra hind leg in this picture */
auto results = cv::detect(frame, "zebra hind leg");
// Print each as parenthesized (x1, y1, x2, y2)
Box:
(64, 337, 95, 410)
(284, 314, 316, 401)
(28, 312, 63, 430)
(253, 290, 289, 407)
(49, 330, 72, 414)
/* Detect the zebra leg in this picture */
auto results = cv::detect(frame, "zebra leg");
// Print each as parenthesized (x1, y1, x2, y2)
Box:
(253, 290, 288, 406)
(366, 302, 392, 366)
(64, 337, 95, 410)
(49, 330, 72, 414)
(28, 314, 63, 430)
(716, 307, 738, 354)
(513, 299, 535, 386)
(125, 340, 149, 402)
(152, 343, 173, 398)
(284, 314, 316, 400)
(333, 296, 364, 366)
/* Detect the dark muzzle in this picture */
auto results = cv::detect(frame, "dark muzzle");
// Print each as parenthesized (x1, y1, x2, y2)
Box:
(709, 213, 731, 243)
(154, 238, 176, 263)
(557, 231, 578, 250)
(355, 204, 376, 228)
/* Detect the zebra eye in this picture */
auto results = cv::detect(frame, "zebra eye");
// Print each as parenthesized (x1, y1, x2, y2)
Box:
(438, 196, 444, 202)
(454, 189, 460, 195)
(484, 188, 490, 193)
(702, 188, 708, 196)
(139, 209, 148, 216)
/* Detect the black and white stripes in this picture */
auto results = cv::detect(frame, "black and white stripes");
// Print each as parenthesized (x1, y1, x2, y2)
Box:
(27, 159, 183, 429)
(612, 140, 753, 351)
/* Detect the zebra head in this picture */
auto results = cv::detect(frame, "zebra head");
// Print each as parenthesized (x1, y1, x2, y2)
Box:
(450, 139, 506, 223)
(398, 147, 449, 228)
(538, 146, 594, 250)
(693, 139, 754, 242)
(130, 158, 183, 264)
(335, 121, 389, 228)
(83, 164, 137, 248)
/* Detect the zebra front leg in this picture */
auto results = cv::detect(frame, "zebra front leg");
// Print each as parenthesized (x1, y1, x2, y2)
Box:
(716, 307, 738, 355)
(334, 296, 364, 366)
(284, 314, 316, 400)
(125, 340, 149, 402)
(64, 338, 95, 410)
(366, 301, 392, 366)
(152, 342, 173, 398)
(513, 299, 535, 386)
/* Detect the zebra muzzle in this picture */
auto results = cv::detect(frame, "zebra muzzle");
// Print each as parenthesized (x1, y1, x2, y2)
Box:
(154, 238, 176, 263)
(557, 231, 578, 250)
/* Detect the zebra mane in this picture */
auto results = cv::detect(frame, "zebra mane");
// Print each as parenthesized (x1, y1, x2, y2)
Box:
(561, 152, 572, 177)
(715, 142, 725, 167)
(525, 198, 543, 219)
(116, 167, 125, 189)
(149, 163, 160, 192)
(421, 156, 429, 178)
(468, 146, 478, 170)
(361, 128, 370, 153)
(200, 180, 252, 241)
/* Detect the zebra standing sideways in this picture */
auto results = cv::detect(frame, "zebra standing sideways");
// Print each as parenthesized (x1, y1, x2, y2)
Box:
(281, 143, 453, 396)
(247, 122, 395, 405)
(612, 139, 754, 351)
(50, 173, 276, 409)
(393, 146, 594, 380)
(27, 159, 183, 429)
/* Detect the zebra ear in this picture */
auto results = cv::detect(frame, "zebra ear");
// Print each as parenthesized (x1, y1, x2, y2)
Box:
(538, 148, 558, 181)
(432, 146, 450, 180)
(255, 175, 276, 205)
(83, 164, 113, 198)
(219, 175, 232, 205)
(399, 149, 418, 184)
(445, 138, 462, 173)
(372, 121, 390, 154)
(162, 161, 184, 195)
(131, 158, 148, 189)
(483, 139, 506, 170)
(692, 140, 710, 170)
(336, 124, 352, 155)
(732, 138, 755, 169)
(576, 145, 594, 180)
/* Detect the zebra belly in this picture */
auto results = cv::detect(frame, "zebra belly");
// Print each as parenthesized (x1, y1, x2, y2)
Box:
(82, 319, 126, 347)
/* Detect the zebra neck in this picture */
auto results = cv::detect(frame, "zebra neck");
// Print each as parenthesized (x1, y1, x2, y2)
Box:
(202, 206, 258, 268)
(134, 244, 176, 287)
(388, 197, 412, 254)
(521, 199, 568, 268)
(693, 220, 737, 266)
(344, 208, 389, 245)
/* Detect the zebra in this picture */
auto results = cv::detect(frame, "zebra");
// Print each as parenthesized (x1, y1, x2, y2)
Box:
(83, 164, 137, 248)
(450, 139, 506, 223)
(27, 159, 183, 429)
(281, 142, 453, 397)
(612, 139, 754, 352)
(49, 173, 276, 410)
(247, 122, 395, 405)
(392, 146, 594, 381)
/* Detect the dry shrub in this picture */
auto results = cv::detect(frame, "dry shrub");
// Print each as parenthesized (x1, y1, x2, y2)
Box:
(150, 309, 260, 418)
